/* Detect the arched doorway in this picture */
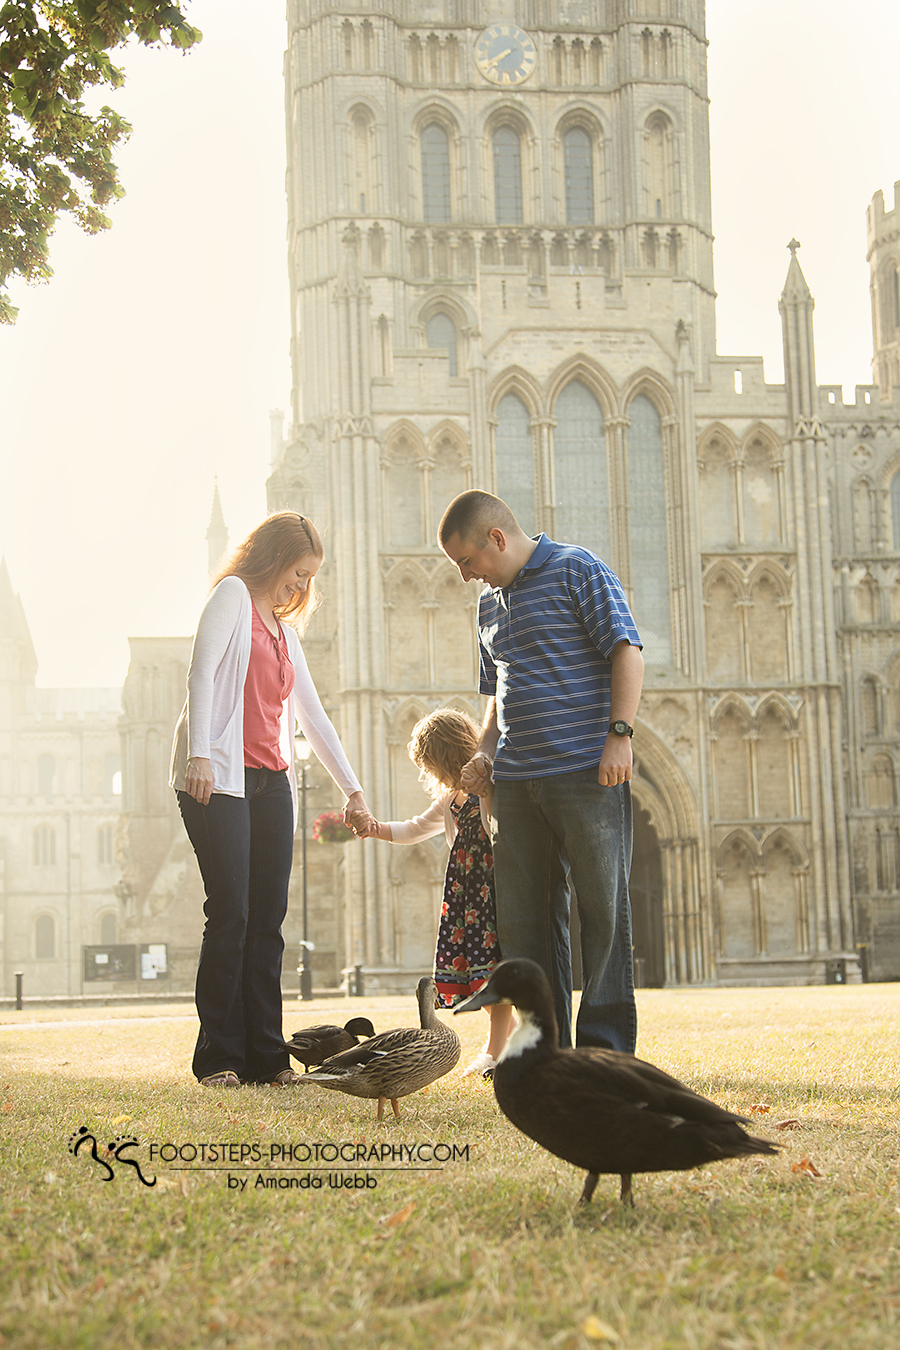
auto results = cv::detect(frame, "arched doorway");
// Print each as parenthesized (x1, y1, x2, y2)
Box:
(631, 800, 665, 986)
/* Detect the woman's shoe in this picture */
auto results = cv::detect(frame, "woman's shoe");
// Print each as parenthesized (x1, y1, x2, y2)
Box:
(270, 1069, 303, 1086)
(200, 1070, 241, 1087)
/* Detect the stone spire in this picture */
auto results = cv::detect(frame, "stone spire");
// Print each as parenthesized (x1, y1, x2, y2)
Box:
(0, 557, 38, 708)
(206, 481, 229, 580)
(779, 239, 818, 424)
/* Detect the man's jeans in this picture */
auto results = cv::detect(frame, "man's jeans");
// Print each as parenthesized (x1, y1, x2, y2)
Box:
(178, 766, 294, 1082)
(491, 768, 636, 1053)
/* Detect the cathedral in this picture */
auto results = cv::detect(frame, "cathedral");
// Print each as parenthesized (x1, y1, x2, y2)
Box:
(6, 0, 900, 999)
(262, 0, 900, 991)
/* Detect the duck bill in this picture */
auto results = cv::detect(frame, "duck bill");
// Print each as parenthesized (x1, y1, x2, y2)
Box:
(453, 983, 499, 1015)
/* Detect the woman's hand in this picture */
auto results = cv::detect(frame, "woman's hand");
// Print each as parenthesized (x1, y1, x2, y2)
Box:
(185, 756, 215, 806)
(344, 791, 376, 838)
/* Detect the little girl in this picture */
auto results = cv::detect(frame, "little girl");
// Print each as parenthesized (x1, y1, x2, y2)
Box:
(364, 708, 513, 1075)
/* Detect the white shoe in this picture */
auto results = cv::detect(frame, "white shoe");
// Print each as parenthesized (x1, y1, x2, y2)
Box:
(463, 1050, 497, 1076)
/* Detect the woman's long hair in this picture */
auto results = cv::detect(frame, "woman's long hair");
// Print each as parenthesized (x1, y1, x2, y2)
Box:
(408, 709, 480, 797)
(213, 511, 324, 630)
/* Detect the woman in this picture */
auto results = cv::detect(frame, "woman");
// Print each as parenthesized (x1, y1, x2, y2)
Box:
(170, 511, 372, 1087)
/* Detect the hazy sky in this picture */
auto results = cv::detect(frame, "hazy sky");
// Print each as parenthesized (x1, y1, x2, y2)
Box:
(0, 0, 898, 689)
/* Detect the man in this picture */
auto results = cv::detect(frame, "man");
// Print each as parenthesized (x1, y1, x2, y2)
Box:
(438, 490, 643, 1052)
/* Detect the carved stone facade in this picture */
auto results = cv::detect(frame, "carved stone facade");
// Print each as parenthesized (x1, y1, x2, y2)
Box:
(265, 0, 900, 989)
(0, 561, 123, 997)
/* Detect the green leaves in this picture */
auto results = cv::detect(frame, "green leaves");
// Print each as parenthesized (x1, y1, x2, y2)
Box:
(0, 0, 202, 322)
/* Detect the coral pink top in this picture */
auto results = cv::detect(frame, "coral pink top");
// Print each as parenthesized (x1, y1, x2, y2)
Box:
(242, 601, 296, 770)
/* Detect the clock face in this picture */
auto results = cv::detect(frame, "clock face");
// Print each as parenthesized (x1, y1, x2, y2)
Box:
(474, 24, 537, 87)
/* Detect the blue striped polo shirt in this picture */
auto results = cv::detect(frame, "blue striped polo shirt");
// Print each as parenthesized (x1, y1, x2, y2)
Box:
(477, 534, 642, 780)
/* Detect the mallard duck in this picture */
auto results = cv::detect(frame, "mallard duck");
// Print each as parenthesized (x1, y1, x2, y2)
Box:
(285, 1017, 376, 1070)
(456, 958, 779, 1206)
(296, 977, 460, 1120)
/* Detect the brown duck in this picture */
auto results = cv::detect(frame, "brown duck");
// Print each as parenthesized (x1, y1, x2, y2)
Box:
(297, 977, 460, 1121)
(285, 1017, 376, 1070)
(456, 958, 779, 1206)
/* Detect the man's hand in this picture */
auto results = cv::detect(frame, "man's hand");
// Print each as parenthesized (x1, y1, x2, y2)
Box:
(459, 752, 494, 796)
(185, 756, 215, 806)
(597, 734, 633, 787)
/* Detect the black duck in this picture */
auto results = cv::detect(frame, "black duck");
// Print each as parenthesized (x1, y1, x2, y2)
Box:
(456, 958, 779, 1206)
(297, 977, 461, 1121)
(285, 1017, 376, 1070)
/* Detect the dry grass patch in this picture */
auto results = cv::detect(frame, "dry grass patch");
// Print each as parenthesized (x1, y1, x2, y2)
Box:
(0, 985, 898, 1349)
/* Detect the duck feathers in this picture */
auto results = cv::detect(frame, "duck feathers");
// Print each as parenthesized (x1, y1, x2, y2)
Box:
(297, 978, 460, 1119)
(456, 959, 778, 1206)
(285, 1017, 376, 1069)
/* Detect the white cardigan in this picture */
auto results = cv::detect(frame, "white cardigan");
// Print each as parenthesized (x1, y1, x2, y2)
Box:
(169, 576, 362, 827)
(385, 791, 491, 848)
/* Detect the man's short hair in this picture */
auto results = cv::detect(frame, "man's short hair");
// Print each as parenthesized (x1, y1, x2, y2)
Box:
(438, 490, 519, 548)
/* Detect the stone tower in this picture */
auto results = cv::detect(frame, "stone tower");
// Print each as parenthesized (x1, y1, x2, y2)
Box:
(270, 0, 865, 988)
(867, 181, 900, 400)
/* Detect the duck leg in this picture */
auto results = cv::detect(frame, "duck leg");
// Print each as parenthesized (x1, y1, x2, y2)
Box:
(579, 1172, 599, 1205)
(619, 1173, 634, 1208)
(390, 1098, 400, 1120)
(377, 1097, 387, 1122)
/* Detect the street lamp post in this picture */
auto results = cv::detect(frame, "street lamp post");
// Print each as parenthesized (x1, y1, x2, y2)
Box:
(295, 734, 314, 1001)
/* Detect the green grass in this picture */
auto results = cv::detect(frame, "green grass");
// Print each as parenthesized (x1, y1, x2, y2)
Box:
(1, 984, 898, 1349)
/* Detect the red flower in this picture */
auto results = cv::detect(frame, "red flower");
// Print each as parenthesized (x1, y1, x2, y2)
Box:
(484, 930, 498, 948)
(452, 955, 470, 973)
(483, 853, 493, 870)
(465, 908, 478, 925)
(450, 927, 465, 945)
(441, 902, 449, 917)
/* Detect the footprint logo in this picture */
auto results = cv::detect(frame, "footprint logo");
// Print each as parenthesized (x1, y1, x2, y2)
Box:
(107, 1134, 157, 1188)
(68, 1126, 114, 1181)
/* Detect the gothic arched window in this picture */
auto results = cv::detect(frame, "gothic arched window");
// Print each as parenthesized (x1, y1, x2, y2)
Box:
(426, 312, 458, 376)
(626, 394, 671, 663)
(495, 393, 534, 535)
(421, 123, 451, 223)
(564, 128, 593, 225)
(35, 914, 55, 959)
(553, 380, 609, 559)
(891, 471, 900, 549)
(644, 112, 675, 218)
(881, 262, 900, 341)
(37, 753, 55, 797)
(493, 127, 523, 224)
(33, 825, 55, 866)
(98, 824, 114, 865)
(350, 107, 375, 214)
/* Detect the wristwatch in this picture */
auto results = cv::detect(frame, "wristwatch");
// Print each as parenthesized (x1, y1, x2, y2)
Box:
(609, 721, 634, 738)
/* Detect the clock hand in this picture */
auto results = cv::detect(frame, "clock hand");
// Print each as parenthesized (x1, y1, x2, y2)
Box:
(484, 47, 513, 71)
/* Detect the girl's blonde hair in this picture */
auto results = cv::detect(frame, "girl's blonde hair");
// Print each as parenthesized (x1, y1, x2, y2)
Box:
(213, 510, 323, 631)
(408, 709, 480, 797)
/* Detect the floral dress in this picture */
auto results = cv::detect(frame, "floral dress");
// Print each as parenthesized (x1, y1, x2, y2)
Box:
(434, 793, 503, 1008)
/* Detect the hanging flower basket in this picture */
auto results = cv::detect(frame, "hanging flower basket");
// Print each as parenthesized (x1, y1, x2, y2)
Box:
(312, 810, 354, 844)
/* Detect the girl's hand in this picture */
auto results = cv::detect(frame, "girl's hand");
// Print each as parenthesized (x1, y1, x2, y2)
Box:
(359, 819, 391, 841)
(185, 756, 215, 806)
(344, 792, 376, 838)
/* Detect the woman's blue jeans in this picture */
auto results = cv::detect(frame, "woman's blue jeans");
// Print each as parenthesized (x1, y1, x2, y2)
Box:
(491, 768, 637, 1053)
(178, 767, 294, 1082)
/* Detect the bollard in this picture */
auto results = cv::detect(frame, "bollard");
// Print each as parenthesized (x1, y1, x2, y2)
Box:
(14, 971, 23, 1010)
(353, 963, 364, 997)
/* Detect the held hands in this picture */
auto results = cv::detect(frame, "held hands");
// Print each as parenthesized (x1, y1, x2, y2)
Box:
(459, 751, 494, 797)
(597, 734, 633, 787)
(344, 792, 377, 839)
(355, 818, 391, 841)
(185, 756, 215, 806)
